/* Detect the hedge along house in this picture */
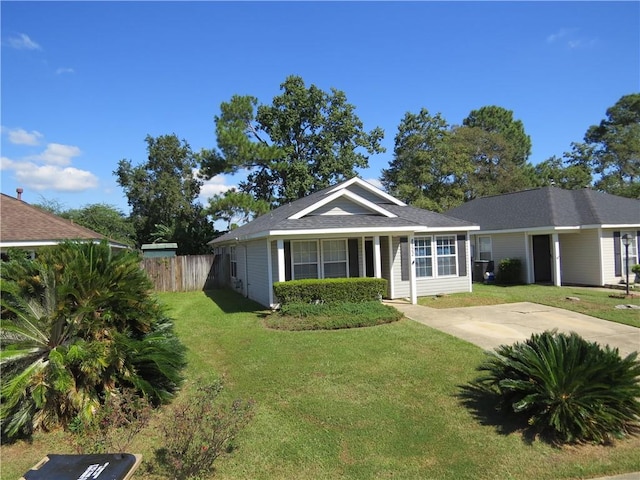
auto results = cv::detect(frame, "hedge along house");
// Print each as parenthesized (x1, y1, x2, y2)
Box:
(445, 187, 640, 287)
(208, 177, 479, 308)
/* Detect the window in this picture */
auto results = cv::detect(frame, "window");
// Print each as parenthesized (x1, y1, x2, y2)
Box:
(230, 246, 237, 278)
(292, 241, 319, 279)
(414, 237, 433, 278)
(478, 236, 492, 261)
(621, 234, 638, 276)
(322, 240, 348, 278)
(436, 235, 457, 276)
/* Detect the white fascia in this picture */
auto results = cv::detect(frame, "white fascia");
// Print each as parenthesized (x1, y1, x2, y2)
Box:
(328, 177, 406, 206)
(288, 188, 397, 220)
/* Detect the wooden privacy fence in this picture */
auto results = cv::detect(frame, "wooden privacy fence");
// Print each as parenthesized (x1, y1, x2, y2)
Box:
(141, 254, 217, 292)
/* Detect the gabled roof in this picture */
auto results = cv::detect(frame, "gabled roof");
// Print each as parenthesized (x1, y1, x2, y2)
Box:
(211, 177, 477, 244)
(0, 193, 127, 248)
(445, 187, 640, 232)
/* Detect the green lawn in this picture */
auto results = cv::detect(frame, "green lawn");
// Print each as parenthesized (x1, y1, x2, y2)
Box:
(3, 289, 639, 480)
(419, 283, 640, 327)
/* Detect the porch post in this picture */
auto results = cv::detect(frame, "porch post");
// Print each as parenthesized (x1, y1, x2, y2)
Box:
(552, 233, 561, 286)
(373, 235, 381, 278)
(276, 239, 286, 282)
(388, 235, 395, 298)
(360, 236, 366, 277)
(409, 234, 417, 304)
(524, 233, 532, 284)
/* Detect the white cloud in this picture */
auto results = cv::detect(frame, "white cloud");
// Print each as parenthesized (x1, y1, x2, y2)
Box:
(7, 33, 41, 50)
(4, 127, 44, 146)
(546, 28, 596, 49)
(28, 143, 82, 166)
(199, 174, 235, 202)
(56, 67, 75, 75)
(5, 160, 98, 192)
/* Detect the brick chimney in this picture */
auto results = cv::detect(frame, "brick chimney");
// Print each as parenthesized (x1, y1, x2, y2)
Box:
(16, 188, 23, 200)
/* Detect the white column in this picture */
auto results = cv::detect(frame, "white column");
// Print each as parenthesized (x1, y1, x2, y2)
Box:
(360, 236, 366, 277)
(552, 233, 561, 286)
(277, 239, 286, 282)
(409, 234, 417, 304)
(524, 233, 532, 284)
(388, 235, 395, 298)
(373, 236, 381, 278)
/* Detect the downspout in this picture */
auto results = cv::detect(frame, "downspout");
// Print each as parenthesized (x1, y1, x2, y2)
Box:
(243, 244, 249, 298)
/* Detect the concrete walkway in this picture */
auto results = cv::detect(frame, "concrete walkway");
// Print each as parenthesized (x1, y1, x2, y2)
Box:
(386, 301, 640, 357)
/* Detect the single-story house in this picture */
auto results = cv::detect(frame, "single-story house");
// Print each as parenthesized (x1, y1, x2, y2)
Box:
(445, 187, 640, 287)
(208, 177, 479, 307)
(0, 190, 129, 257)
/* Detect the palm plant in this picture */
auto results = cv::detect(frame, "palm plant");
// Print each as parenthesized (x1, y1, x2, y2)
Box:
(474, 330, 640, 444)
(1, 241, 185, 441)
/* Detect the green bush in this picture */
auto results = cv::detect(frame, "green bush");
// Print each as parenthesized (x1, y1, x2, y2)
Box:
(496, 258, 522, 285)
(265, 301, 403, 331)
(273, 277, 387, 305)
(473, 330, 640, 445)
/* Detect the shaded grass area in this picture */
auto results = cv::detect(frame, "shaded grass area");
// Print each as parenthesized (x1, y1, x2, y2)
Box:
(3, 289, 639, 480)
(265, 301, 403, 330)
(419, 283, 640, 328)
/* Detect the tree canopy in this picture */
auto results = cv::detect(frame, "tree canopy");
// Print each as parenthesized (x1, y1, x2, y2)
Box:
(584, 93, 640, 198)
(199, 75, 385, 206)
(114, 134, 216, 254)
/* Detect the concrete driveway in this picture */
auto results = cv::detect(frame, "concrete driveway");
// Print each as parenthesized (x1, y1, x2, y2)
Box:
(387, 301, 640, 357)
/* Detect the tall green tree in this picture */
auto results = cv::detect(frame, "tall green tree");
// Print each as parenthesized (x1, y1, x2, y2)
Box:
(451, 106, 535, 199)
(381, 109, 469, 212)
(584, 93, 640, 198)
(533, 142, 593, 190)
(114, 134, 216, 254)
(199, 75, 385, 206)
(462, 105, 532, 165)
(206, 189, 270, 230)
(1, 241, 185, 440)
(61, 204, 135, 246)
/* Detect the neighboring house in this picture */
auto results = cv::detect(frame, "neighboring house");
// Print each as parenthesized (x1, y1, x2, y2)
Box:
(209, 177, 479, 307)
(0, 191, 129, 256)
(445, 187, 640, 287)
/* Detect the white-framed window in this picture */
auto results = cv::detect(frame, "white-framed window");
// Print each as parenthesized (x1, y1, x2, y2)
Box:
(621, 234, 638, 276)
(322, 239, 348, 278)
(478, 236, 492, 261)
(414, 237, 433, 278)
(292, 240, 319, 280)
(414, 235, 458, 278)
(436, 235, 457, 276)
(230, 246, 237, 278)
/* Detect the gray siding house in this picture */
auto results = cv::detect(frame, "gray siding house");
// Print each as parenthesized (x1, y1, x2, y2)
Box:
(209, 177, 478, 307)
(445, 187, 640, 287)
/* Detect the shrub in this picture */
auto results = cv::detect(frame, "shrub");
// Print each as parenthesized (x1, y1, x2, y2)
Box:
(473, 330, 640, 445)
(154, 380, 255, 480)
(273, 277, 387, 304)
(265, 301, 403, 330)
(496, 258, 522, 285)
(69, 389, 152, 454)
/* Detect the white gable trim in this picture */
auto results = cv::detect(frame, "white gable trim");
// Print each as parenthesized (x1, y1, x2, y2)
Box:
(288, 189, 397, 220)
(328, 177, 406, 206)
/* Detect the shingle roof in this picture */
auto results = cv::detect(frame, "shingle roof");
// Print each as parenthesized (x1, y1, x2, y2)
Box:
(0, 193, 115, 245)
(211, 178, 477, 244)
(445, 187, 640, 231)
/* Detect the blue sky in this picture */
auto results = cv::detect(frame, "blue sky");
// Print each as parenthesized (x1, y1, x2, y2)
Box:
(2, 1, 639, 216)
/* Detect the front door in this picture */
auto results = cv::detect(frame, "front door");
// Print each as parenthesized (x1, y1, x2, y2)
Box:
(532, 235, 552, 283)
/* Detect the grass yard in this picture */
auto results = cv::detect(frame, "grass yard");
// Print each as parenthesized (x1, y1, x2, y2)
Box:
(420, 283, 640, 328)
(2, 289, 639, 479)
